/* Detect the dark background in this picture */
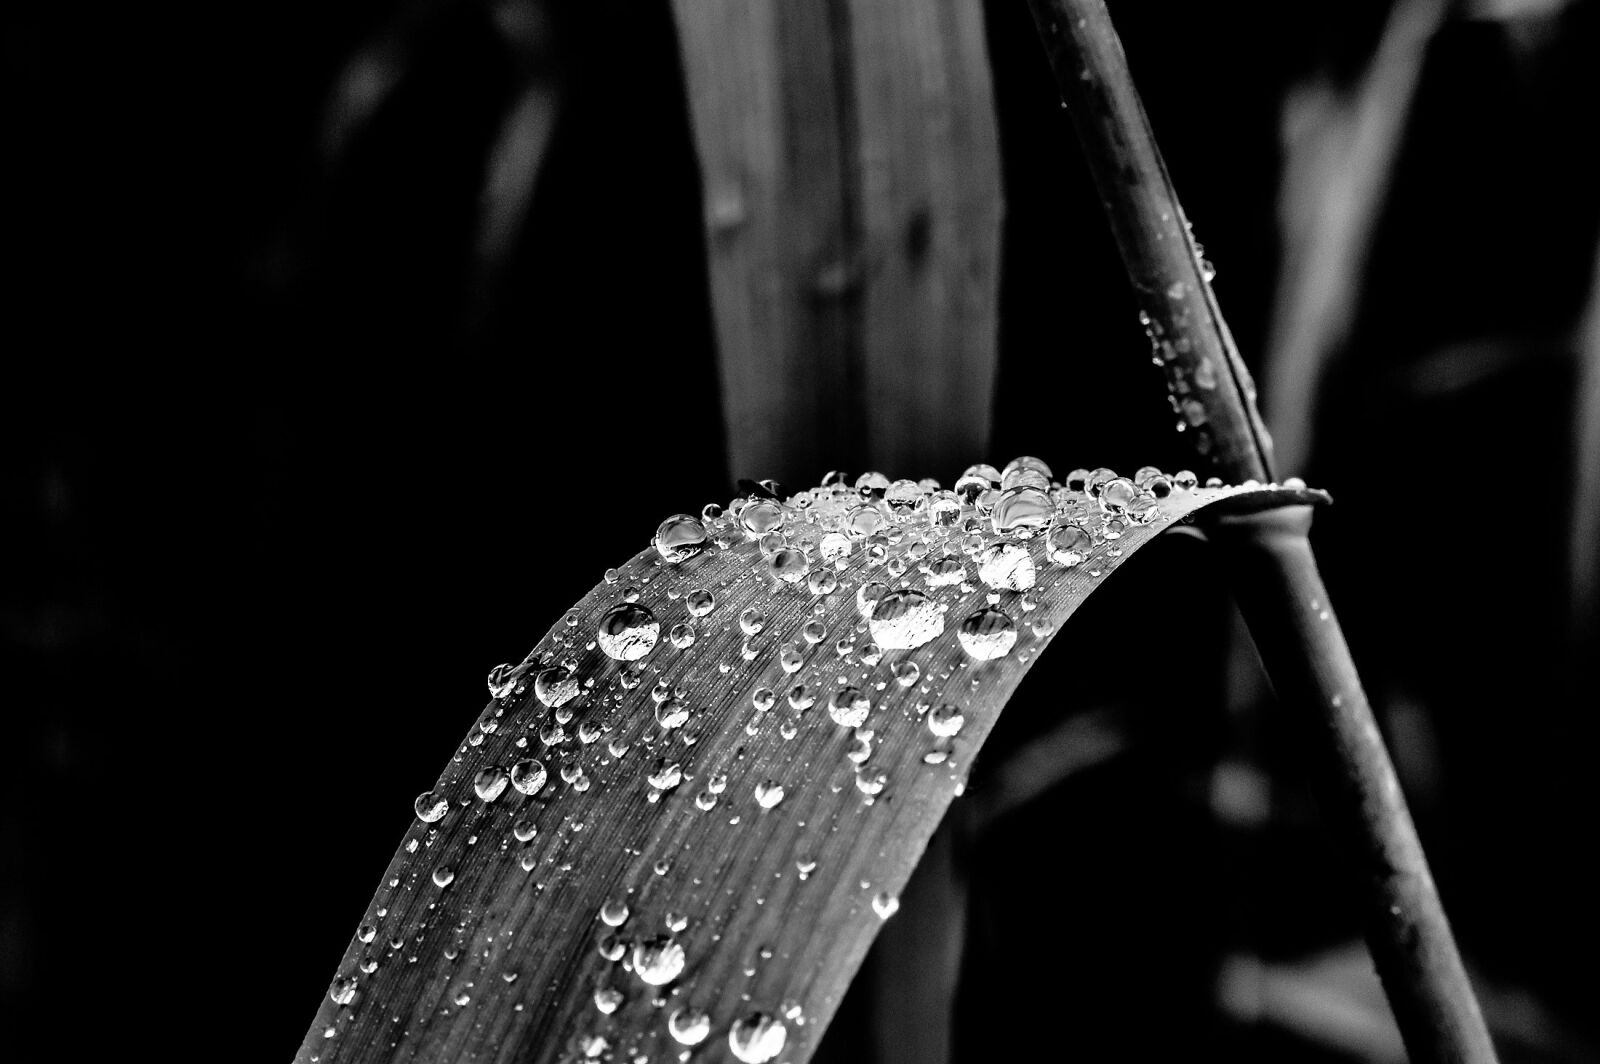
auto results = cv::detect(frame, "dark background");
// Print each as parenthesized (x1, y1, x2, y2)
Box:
(4, 0, 1598, 1060)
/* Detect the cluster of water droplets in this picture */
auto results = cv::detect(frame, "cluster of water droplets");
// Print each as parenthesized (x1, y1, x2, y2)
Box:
(316, 458, 1252, 1062)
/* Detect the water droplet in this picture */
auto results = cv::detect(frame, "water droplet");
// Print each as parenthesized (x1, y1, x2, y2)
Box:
(892, 661, 921, 687)
(534, 666, 579, 707)
(1098, 477, 1137, 513)
(670, 622, 696, 649)
(513, 815, 539, 842)
(432, 866, 455, 888)
(755, 780, 786, 808)
(769, 548, 808, 583)
(593, 986, 623, 1015)
(509, 758, 548, 797)
(669, 1006, 712, 1046)
(855, 767, 888, 796)
(329, 975, 357, 1006)
(871, 891, 900, 919)
(807, 568, 839, 595)
(819, 531, 852, 564)
(829, 686, 871, 728)
(957, 607, 1018, 660)
(751, 687, 777, 711)
(740, 607, 766, 636)
(845, 502, 888, 540)
(854, 471, 891, 498)
(802, 620, 827, 644)
(922, 554, 966, 586)
(357, 924, 377, 944)
(632, 936, 687, 985)
(475, 766, 511, 803)
(728, 1012, 788, 1063)
(788, 683, 817, 711)
(1046, 523, 1092, 567)
(977, 542, 1037, 591)
(597, 603, 659, 661)
(687, 588, 716, 617)
(738, 499, 785, 538)
(884, 479, 927, 521)
(414, 790, 449, 823)
(654, 514, 709, 563)
(1002, 455, 1053, 481)
(990, 486, 1053, 540)
(487, 662, 523, 699)
(927, 703, 966, 737)
(855, 581, 888, 617)
(867, 588, 945, 650)
(598, 934, 626, 961)
(928, 490, 962, 526)
(858, 642, 882, 666)
(647, 759, 684, 792)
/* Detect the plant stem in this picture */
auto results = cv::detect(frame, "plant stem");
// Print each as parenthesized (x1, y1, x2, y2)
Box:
(1022, 0, 1273, 484)
(1212, 506, 1497, 1063)
(1020, 2, 1497, 1061)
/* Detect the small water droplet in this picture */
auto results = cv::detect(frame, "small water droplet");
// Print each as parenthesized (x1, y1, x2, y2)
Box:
(977, 542, 1037, 591)
(669, 1006, 712, 1046)
(755, 780, 786, 808)
(871, 891, 900, 919)
(829, 686, 871, 728)
(414, 790, 449, 824)
(927, 703, 966, 738)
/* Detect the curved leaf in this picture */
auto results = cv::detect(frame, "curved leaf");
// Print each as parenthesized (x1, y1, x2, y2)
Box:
(293, 472, 1325, 1064)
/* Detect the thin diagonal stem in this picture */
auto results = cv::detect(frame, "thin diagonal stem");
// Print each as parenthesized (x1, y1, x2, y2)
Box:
(1020, 3, 1497, 1061)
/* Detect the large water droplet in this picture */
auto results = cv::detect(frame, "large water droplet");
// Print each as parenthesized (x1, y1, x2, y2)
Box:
(769, 548, 808, 583)
(486, 662, 524, 699)
(990, 486, 1053, 540)
(633, 936, 686, 985)
(647, 759, 684, 791)
(868, 588, 946, 650)
(728, 1013, 788, 1063)
(884, 479, 927, 521)
(738, 499, 784, 538)
(597, 603, 659, 661)
(654, 514, 708, 563)
(957, 607, 1018, 660)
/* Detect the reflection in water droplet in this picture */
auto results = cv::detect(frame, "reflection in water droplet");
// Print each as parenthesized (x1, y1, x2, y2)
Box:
(729, 1012, 788, 1063)
(957, 607, 1018, 660)
(597, 604, 659, 661)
